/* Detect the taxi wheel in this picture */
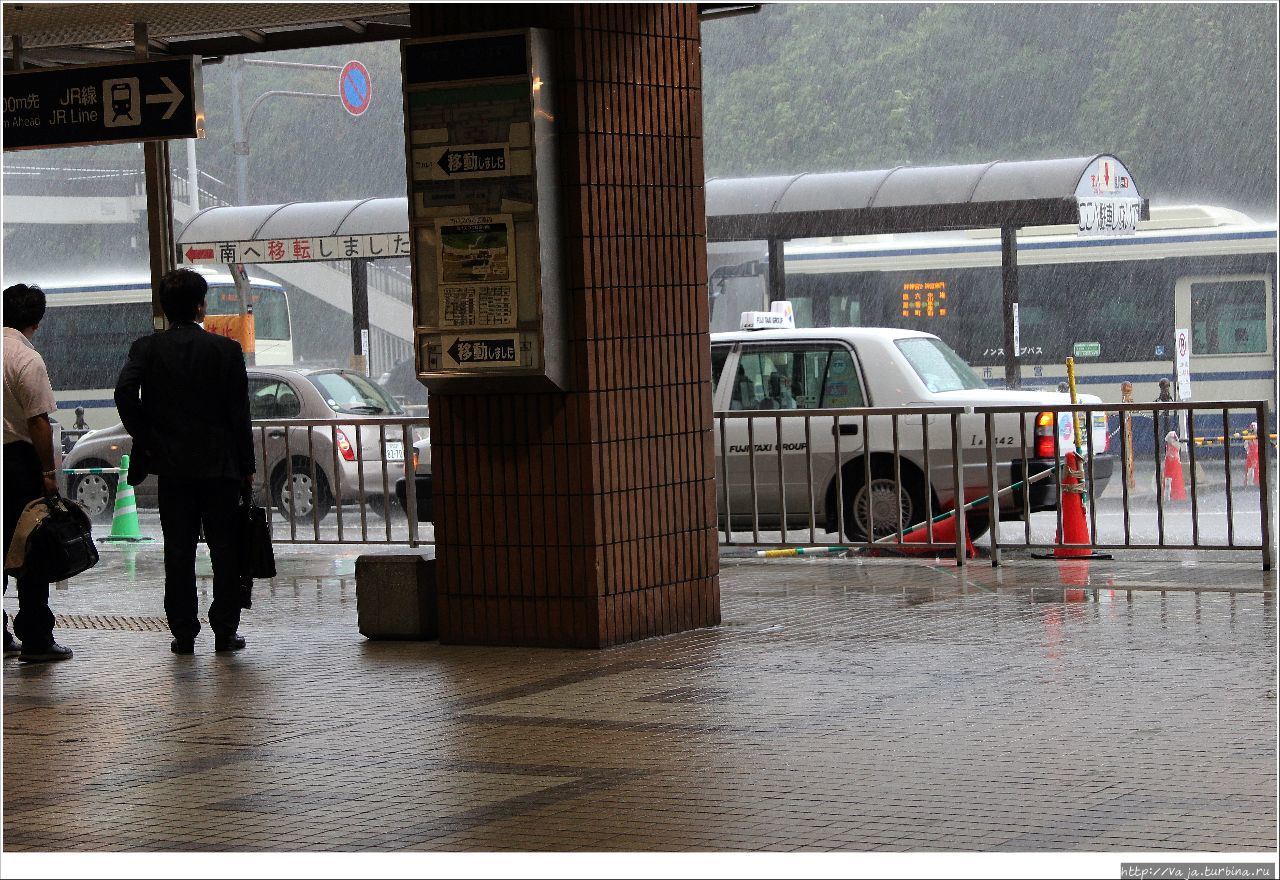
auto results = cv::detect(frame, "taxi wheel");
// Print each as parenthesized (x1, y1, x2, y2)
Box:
(842, 463, 927, 543)
(70, 463, 117, 522)
(272, 459, 333, 522)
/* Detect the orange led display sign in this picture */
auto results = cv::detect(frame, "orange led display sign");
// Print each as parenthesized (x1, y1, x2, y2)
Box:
(901, 281, 948, 318)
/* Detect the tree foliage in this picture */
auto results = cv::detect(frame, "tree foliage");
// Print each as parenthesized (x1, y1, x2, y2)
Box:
(702, 3, 1277, 213)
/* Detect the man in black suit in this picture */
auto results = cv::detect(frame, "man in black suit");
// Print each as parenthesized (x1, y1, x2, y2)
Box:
(115, 269, 255, 655)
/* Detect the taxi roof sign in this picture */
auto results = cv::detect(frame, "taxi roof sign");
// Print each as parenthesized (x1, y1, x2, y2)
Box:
(741, 300, 796, 330)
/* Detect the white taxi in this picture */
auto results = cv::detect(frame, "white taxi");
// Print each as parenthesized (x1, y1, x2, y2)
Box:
(712, 306, 1113, 541)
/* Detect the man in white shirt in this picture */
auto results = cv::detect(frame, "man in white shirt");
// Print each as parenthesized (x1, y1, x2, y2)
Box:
(3, 283, 72, 662)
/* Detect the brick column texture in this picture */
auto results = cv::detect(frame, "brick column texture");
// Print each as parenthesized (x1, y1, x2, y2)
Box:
(415, 4, 720, 647)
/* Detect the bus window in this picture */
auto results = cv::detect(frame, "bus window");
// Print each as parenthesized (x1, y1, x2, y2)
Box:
(38, 301, 151, 390)
(1190, 280, 1268, 354)
(829, 294, 862, 327)
(207, 285, 290, 340)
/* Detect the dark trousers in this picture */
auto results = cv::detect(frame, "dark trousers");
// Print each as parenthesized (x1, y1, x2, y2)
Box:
(157, 475, 242, 641)
(3, 441, 55, 648)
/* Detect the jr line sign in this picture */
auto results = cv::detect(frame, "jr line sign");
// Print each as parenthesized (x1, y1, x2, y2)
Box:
(4, 57, 203, 150)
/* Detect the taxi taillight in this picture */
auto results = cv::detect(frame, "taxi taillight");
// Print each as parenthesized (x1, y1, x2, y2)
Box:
(412, 449, 419, 473)
(1035, 411, 1057, 458)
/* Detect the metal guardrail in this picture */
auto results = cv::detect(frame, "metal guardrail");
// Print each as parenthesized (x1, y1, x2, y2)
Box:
(247, 400, 1271, 570)
(250, 416, 431, 548)
(717, 404, 973, 565)
(979, 401, 1272, 570)
(715, 400, 1273, 571)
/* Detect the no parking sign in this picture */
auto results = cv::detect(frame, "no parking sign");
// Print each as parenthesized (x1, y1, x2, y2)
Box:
(339, 60, 372, 116)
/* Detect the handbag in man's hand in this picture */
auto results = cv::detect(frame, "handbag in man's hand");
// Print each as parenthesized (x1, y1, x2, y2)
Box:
(240, 500, 276, 579)
(15, 495, 99, 583)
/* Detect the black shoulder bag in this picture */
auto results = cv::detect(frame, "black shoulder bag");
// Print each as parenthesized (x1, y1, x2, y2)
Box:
(237, 492, 276, 609)
(27, 495, 99, 583)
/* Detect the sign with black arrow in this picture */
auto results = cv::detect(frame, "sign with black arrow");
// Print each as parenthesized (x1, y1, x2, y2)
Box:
(411, 143, 511, 182)
(444, 335, 520, 368)
(4, 57, 203, 151)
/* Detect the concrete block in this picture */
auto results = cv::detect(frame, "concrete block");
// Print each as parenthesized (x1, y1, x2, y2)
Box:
(356, 553, 438, 640)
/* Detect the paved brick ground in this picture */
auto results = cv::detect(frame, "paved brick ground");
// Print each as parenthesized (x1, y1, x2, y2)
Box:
(3, 544, 1276, 853)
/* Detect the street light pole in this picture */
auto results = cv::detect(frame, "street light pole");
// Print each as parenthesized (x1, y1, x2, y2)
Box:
(228, 56, 342, 206)
(230, 55, 249, 206)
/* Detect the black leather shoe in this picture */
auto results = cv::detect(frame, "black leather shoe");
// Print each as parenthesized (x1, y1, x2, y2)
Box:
(214, 634, 246, 652)
(170, 638, 195, 655)
(19, 641, 73, 663)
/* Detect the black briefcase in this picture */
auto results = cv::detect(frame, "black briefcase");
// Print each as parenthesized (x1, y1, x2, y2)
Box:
(26, 496, 99, 583)
(244, 504, 276, 579)
(236, 501, 276, 609)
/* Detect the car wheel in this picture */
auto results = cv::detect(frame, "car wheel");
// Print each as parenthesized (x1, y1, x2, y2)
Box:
(70, 464, 117, 521)
(841, 462, 927, 543)
(363, 495, 404, 519)
(272, 459, 333, 522)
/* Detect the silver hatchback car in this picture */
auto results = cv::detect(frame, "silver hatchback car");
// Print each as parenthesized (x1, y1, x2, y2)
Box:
(64, 366, 424, 522)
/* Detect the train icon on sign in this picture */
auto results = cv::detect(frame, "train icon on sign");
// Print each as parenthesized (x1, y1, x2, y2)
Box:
(102, 77, 140, 126)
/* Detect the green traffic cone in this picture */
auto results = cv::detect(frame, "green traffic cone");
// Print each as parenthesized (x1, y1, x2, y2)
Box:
(102, 453, 152, 543)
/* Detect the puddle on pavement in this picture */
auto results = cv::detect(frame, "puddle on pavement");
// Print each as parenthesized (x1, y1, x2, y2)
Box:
(90, 545, 360, 581)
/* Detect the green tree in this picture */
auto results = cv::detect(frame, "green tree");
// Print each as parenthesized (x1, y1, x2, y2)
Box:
(701, 3, 1276, 213)
(1077, 3, 1277, 212)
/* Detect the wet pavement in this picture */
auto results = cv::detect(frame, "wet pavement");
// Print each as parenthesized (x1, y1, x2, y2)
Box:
(3, 540, 1276, 853)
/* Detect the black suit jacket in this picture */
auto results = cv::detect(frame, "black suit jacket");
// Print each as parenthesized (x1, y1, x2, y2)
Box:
(114, 323, 255, 486)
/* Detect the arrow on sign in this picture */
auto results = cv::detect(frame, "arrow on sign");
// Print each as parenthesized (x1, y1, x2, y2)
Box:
(447, 338, 517, 364)
(145, 76, 184, 120)
(436, 147, 507, 176)
(185, 246, 214, 261)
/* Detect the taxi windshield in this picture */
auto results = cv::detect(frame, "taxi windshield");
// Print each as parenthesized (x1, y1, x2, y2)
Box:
(308, 371, 404, 415)
(895, 337, 987, 393)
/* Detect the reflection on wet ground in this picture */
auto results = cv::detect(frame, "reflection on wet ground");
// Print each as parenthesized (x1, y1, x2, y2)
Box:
(4, 544, 1276, 852)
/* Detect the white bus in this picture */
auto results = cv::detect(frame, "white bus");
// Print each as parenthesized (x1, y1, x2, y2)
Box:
(709, 204, 1277, 443)
(35, 268, 293, 430)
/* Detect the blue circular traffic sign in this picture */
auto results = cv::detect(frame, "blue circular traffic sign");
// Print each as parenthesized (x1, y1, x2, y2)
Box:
(339, 60, 372, 116)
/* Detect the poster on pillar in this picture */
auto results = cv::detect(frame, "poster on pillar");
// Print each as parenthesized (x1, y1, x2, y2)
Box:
(402, 29, 564, 392)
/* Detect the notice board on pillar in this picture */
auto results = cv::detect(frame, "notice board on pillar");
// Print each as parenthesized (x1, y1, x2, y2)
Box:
(401, 30, 564, 393)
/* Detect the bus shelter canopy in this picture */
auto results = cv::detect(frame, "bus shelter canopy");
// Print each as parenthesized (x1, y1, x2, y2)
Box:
(705, 154, 1148, 241)
(176, 154, 1147, 261)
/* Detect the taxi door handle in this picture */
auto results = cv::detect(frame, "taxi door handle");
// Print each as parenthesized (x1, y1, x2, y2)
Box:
(832, 423, 859, 436)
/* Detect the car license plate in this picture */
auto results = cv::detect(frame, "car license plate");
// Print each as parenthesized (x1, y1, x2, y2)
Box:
(384, 441, 404, 462)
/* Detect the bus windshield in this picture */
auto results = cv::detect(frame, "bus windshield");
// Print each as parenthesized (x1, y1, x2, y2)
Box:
(895, 337, 987, 393)
(206, 285, 289, 340)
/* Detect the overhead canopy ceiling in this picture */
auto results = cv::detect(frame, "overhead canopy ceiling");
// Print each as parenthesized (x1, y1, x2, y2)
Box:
(2, 3, 758, 70)
(2, 3, 413, 69)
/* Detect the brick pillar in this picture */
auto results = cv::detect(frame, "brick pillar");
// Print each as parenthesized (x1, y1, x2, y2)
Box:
(415, 4, 720, 647)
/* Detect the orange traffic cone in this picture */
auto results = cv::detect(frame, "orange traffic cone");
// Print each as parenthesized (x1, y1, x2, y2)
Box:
(1162, 431, 1187, 501)
(895, 505, 978, 559)
(1055, 450, 1094, 558)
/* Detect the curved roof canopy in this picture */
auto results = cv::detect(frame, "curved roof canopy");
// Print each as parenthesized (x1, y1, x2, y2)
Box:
(178, 196, 409, 246)
(176, 155, 1147, 254)
(705, 154, 1147, 241)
